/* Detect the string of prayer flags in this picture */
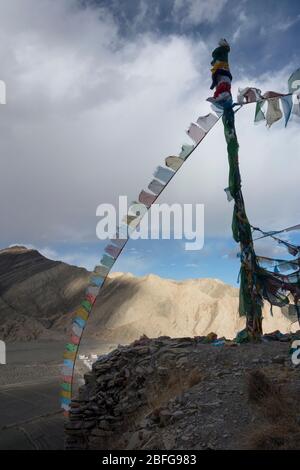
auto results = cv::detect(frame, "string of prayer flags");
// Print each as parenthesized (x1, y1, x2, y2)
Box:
(254, 225, 300, 257)
(235, 69, 300, 128)
(257, 255, 300, 274)
(255, 264, 300, 315)
(61, 102, 222, 413)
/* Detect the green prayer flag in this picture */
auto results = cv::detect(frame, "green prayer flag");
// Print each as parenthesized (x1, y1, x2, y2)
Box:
(66, 343, 78, 353)
(61, 383, 72, 392)
(254, 101, 265, 123)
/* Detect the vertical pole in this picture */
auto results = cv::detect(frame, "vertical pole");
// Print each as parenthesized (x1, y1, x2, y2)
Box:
(222, 107, 263, 338)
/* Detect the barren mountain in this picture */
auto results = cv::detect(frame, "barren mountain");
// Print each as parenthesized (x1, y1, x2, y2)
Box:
(85, 272, 298, 343)
(0, 247, 298, 343)
(0, 246, 90, 341)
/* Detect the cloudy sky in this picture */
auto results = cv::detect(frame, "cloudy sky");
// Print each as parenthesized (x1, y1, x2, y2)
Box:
(0, 0, 300, 285)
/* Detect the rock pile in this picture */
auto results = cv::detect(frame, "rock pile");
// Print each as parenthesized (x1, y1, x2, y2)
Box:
(65, 334, 300, 450)
(66, 335, 195, 449)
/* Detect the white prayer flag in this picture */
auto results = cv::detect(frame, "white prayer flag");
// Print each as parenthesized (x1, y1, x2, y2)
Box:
(186, 123, 206, 144)
(265, 98, 283, 127)
(196, 113, 218, 132)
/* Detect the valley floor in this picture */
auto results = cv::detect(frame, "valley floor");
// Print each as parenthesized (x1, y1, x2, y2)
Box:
(0, 341, 65, 449)
(0, 340, 114, 449)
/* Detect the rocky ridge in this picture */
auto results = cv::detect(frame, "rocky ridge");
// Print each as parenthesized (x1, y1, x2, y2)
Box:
(65, 334, 300, 450)
(0, 246, 90, 341)
(0, 246, 298, 343)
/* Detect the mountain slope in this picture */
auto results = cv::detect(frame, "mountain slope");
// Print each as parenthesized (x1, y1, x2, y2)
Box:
(0, 247, 298, 342)
(0, 246, 90, 341)
(85, 272, 298, 343)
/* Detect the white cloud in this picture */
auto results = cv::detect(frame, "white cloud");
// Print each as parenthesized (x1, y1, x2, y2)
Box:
(0, 0, 211, 245)
(275, 14, 300, 32)
(232, 10, 249, 43)
(0, 0, 299, 254)
(9, 242, 60, 261)
(173, 0, 228, 25)
(8, 240, 99, 269)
